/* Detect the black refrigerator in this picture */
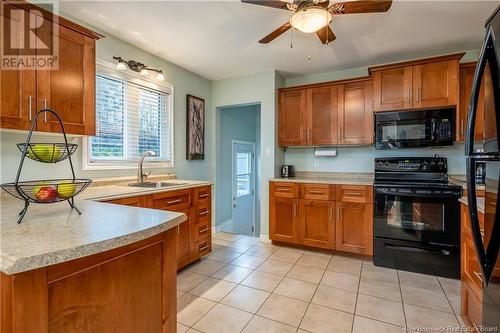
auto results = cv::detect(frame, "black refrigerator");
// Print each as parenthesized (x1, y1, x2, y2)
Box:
(465, 5, 500, 330)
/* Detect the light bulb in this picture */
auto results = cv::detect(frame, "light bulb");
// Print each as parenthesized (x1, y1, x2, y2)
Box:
(140, 68, 150, 76)
(156, 72, 165, 81)
(290, 7, 332, 33)
(116, 61, 127, 70)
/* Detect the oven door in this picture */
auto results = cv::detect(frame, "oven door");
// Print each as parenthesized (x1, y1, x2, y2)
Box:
(374, 185, 461, 245)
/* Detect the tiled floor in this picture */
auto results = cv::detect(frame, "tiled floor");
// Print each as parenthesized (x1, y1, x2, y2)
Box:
(177, 232, 465, 333)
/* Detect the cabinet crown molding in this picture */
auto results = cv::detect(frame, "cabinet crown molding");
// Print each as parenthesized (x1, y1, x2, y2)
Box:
(368, 52, 465, 74)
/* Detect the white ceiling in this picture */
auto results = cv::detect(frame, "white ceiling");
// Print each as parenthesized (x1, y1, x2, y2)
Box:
(60, 0, 498, 81)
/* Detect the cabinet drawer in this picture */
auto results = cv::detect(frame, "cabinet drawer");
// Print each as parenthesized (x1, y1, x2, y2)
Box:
(192, 219, 211, 242)
(461, 282, 482, 331)
(270, 182, 299, 198)
(196, 203, 211, 224)
(337, 185, 372, 203)
(194, 186, 211, 205)
(152, 190, 191, 210)
(301, 184, 332, 201)
(462, 228, 483, 298)
(192, 238, 211, 259)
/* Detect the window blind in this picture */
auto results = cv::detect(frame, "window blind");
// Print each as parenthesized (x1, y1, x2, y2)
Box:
(89, 74, 172, 165)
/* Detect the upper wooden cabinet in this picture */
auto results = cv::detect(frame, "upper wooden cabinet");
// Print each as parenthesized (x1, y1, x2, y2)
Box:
(338, 80, 373, 145)
(306, 85, 339, 145)
(370, 53, 463, 112)
(0, 2, 102, 135)
(278, 89, 307, 146)
(457, 62, 485, 142)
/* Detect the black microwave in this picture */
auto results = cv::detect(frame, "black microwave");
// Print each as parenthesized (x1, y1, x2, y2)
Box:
(375, 108, 455, 149)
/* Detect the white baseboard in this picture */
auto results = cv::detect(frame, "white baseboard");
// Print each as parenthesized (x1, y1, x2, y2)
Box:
(259, 234, 271, 243)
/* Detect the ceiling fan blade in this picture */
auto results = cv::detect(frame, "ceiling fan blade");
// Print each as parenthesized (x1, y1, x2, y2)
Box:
(329, 0, 392, 14)
(241, 0, 290, 10)
(259, 22, 291, 44)
(316, 25, 336, 44)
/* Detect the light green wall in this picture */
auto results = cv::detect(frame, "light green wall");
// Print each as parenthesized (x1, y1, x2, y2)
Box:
(0, 19, 212, 183)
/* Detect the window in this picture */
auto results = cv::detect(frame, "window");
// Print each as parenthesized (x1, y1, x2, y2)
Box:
(236, 152, 252, 197)
(85, 63, 173, 169)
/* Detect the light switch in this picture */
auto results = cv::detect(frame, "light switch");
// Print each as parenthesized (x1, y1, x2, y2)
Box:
(314, 159, 320, 167)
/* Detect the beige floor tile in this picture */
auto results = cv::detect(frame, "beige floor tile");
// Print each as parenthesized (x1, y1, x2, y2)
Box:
(214, 232, 241, 242)
(300, 303, 354, 333)
(278, 247, 305, 255)
(242, 315, 296, 333)
(177, 322, 190, 333)
(361, 265, 399, 284)
(257, 294, 309, 327)
(205, 249, 241, 263)
(177, 290, 186, 299)
(274, 277, 318, 302)
(312, 285, 357, 313)
(244, 246, 277, 259)
(230, 254, 266, 269)
(402, 285, 453, 313)
(352, 316, 406, 333)
(327, 258, 362, 276)
(177, 293, 217, 326)
(398, 271, 441, 292)
(447, 294, 461, 314)
(212, 238, 235, 247)
(333, 254, 363, 263)
(438, 276, 461, 296)
(363, 259, 375, 266)
(303, 249, 333, 259)
(296, 253, 331, 269)
(405, 304, 460, 332)
(189, 277, 237, 302)
(269, 249, 303, 264)
(359, 277, 401, 301)
(187, 259, 226, 275)
(186, 330, 201, 333)
(211, 264, 253, 283)
(177, 270, 208, 292)
(257, 259, 294, 276)
(355, 294, 405, 327)
(241, 270, 283, 292)
(227, 243, 254, 253)
(221, 285, 270, 313)
(287, 264, 324, 283)
(193, 303, 253, 333)
(321, 271, 359, 292)
(233, 236, 260, 246)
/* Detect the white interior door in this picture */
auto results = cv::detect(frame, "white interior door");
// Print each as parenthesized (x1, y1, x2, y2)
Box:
(232, 141, 255, 236)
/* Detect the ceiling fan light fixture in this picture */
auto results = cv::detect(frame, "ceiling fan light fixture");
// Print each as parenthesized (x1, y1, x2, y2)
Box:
(290, 7, 332, 33)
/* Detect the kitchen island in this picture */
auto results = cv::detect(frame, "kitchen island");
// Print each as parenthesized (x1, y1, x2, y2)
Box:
(0, 178, 211, 333)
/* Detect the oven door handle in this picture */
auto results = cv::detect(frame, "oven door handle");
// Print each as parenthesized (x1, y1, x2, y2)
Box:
(384, 243, 452, 256)
(375, 188, 461, 198)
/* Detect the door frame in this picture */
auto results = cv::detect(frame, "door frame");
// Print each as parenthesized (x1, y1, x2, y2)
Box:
(231, 140, 256, 236)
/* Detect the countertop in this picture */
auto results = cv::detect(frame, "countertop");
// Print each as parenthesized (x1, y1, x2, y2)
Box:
(459, 196, 485, 214)
(270, 173, 374, 186)
(0, 179, 212, 275)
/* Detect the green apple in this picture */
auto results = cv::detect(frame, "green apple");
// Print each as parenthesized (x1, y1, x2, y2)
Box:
(57, 181, 76, 198)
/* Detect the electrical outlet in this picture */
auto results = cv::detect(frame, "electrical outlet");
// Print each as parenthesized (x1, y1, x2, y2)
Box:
(313, 159, 320, 167)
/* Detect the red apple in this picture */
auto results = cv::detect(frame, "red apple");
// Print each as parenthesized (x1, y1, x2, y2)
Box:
(35, 186, 57, 202)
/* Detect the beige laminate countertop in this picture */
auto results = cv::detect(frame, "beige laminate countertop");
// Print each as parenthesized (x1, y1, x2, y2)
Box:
(270, 173, 374, 186)
(459, 196, 485, 214)
(0, 179, 212, 275)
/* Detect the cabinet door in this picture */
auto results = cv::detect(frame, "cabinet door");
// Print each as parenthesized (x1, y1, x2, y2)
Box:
(37, 24, 96, 135)
(278, 90, 307, 146)
(299, 200, 334, 249)
(412, 60, 459, 109)
(338, 81, 373, 145)
(335, 202, 373, 255)
(270, 197, 299, 243)
(372, 67, 412, 112)
(0, 5, 36, 131)
(176, 209, 192, 269)
(306, 85, 338, 145)
(458, 63, 485, 142)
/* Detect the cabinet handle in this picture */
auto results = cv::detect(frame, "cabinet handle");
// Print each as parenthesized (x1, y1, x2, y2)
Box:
(308, 190, 324, 194)
(345, 192, 363, 197)
(177, 225, 180, 235)
(199, 244, 210, 252)
(43, 99, 48, 122)
(329, 206, 333, 222)
(417, 88, 421, 102)
(166, 198, 182, 205)
(276, 188, 290, 192)
(473, 270, 483, 282)
(199, 193, 209, 199)
(293, 203, 297, 217)
(199, 227, 209, 234)
(337, 207, 340, 221)
(461, 120, 464, 136)
(199, 209, 209, 216)
(407, 88, 411, 103)
(307, 128, 311, 142)
(28, 96, 32, 121)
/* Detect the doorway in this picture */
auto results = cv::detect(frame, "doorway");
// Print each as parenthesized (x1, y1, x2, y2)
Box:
(232, 141, 256, 236)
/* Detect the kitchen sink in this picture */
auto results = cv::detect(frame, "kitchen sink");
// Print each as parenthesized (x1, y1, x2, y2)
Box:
(127, 182, 188, 188)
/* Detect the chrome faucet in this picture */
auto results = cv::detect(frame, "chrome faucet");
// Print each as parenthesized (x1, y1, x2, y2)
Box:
(137, 150, 157, 183)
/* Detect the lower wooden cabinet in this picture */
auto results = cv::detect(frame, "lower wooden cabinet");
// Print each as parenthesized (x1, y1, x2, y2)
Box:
(270, 197, 299, 244)
(270, 182, 373, 255)
(335, 202, 373, 255)
(299, 200, 335, 249)
(104, 185, 212, 270)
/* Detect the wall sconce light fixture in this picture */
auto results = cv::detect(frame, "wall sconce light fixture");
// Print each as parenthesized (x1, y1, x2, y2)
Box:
(113, 56, 165, 81)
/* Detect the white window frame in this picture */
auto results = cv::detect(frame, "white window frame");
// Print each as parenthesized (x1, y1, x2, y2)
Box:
(83, 59, 174, 170)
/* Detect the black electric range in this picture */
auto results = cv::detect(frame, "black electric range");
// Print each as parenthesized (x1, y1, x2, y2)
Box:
(373, 157, 462, 278)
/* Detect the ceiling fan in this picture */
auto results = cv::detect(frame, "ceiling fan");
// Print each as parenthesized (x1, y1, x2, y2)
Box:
(242, 0, 393, 44)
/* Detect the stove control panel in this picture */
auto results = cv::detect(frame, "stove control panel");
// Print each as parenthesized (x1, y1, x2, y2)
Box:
(375, 157, 447, 173)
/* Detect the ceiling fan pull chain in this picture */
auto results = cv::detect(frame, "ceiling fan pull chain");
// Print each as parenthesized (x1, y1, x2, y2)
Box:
(290, 28, 294, 49)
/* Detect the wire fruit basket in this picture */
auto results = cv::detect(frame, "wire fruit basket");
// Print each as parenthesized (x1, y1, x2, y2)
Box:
(1, 109, 92, 223)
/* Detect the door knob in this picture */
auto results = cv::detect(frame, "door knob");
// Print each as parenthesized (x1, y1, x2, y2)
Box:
(233, 204, 236, 208)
